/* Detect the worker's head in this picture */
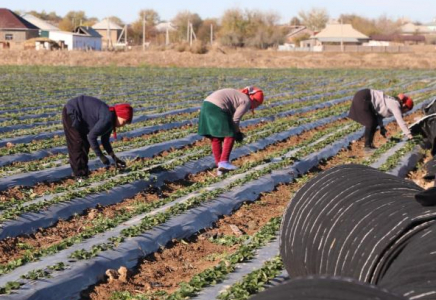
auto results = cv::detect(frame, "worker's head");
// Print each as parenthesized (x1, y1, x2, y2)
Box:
(112, 103, 133, 127)
(397, 93, 414, 113)
(240, 86, 264, 109)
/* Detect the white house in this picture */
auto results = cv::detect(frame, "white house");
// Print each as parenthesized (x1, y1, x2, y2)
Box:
(311, 23, 369, 46)
(21, 13, 60, 32)
(49, 26, 102, 50)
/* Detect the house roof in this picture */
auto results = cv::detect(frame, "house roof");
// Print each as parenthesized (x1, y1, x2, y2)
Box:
(0, 8, 39, 30)
(286, 26, 314, 38)
(401, 22, 429, 33)
(75, 26, 102, 38)
(155, 22, 177, 32)
(424, 21, 436, 27)
(92, 19, 123, 30)
(313, 23, 369, 40)
(21, 13, 59, 31)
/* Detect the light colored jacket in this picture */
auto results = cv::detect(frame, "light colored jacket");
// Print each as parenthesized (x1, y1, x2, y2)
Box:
(370, 89, 411, 136)
(205, 88, 251, 132)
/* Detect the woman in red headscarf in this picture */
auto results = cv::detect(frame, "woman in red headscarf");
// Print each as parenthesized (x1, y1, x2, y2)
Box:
(62, 95, 133, 178)
(198, 86, 264, 175)
(348, 89, 414, 152)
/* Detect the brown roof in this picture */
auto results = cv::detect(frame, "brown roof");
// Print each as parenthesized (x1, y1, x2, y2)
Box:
(0, 8, 39, 30)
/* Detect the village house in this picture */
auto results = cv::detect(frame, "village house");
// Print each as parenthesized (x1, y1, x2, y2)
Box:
(92, 18, 123, 49)
(308, 23, 369, 51)
(0, 8, 39, 49)
(49, 26, 102, 51)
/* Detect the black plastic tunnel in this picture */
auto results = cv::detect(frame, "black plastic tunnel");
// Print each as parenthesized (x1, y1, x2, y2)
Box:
(279, 164, 436, 283)
(250, 276, 406, 300)
(378, 222, 436, 299)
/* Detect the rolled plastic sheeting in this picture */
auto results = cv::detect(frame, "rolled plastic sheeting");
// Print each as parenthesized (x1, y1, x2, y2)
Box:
(415, 187, 436, 206)
(279, 164, 436, 284)
(409, 114, 436, 156)
(423, 159, 436, 180)
(250, 276, 406, 300)
(379, 223, 436, 299)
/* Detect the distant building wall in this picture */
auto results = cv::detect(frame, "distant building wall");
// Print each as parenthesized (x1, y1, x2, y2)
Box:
(49, 32, 102, 51)
(0, 30, 39, 49)
(95, 29, 121, 48)
(0, 30, 39, 42)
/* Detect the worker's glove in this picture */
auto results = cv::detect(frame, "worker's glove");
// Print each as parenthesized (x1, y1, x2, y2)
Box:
(380, 126, 388, 138)
(235, 131, 245, 142)
(110, 152, 126, 169)
(99, 155, 110, 166)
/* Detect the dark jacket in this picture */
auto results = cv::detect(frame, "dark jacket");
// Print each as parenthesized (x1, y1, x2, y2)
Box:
(65, 95, 114, 157)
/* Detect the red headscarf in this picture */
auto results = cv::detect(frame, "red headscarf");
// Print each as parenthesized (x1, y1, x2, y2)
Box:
(109, 103, 133, 139)
(398, 93, 414, 110)
(240, 86, 264, 112)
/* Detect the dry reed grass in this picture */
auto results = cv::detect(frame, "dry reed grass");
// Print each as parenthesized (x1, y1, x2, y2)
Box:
(0, 46, 435, 69)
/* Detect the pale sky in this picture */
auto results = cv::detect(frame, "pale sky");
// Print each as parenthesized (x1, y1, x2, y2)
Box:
(1, 0, 435, 24)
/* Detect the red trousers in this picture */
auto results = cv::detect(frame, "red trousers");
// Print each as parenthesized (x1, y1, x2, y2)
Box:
(209, 137, 235, 166)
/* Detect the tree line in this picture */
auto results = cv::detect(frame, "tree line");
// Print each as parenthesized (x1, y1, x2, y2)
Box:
(17, 8, 414, 48)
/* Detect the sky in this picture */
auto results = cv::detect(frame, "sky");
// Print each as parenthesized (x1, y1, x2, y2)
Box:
(1, 0, 435, 24)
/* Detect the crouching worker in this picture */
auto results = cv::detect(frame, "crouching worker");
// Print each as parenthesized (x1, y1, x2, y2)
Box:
(62, 95, 133, 179)
(348, 89, 414, 152)
(198, 86, 264, 175)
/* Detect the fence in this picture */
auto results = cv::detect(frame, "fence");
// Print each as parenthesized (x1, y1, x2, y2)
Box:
(278, 45, 412, 53)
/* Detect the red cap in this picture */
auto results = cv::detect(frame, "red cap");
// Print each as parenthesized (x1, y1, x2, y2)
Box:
(112, 103, 133, 124)
(240, 86, 264, 104)
(398, 93, 414, 110)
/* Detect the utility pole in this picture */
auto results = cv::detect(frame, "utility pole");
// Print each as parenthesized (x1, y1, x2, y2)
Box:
(125, 24, 128, 49)
(210, 24, 213, 45)
(190, 23, 196, 46)
(106, 18, 111, 50)
(340, 18, 344, 52)
(187, 20, 190, 43)
(142, 12, 146, 51)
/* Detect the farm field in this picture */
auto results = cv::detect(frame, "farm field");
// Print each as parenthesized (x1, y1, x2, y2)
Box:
(0, 66, 435, 300)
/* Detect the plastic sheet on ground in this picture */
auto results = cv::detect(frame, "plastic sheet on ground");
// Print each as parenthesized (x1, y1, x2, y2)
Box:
(0, 113, 346, 239)
(0, 121, 362, 300)
(250, 276, 406, 300)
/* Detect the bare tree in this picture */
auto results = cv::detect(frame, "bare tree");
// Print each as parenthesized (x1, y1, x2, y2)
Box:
(375, 14, 402, 35)
(130, 9, 160, 45)
(298, 7, 329, 31)
(219, 8, 285, 49)
(219, 8, 247, 47)
(290, 17, 301, 26)
(58, 11, 93, 31)
(172, 11, 202, 42)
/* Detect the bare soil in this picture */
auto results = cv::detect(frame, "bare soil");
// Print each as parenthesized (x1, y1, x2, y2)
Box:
(84, 113, 423, 300)
(0, 115, 342, 264)
(1, 46, 436, 69)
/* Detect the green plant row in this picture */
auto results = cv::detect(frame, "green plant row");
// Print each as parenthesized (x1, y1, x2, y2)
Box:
(0, 101, 348, 210)
(67, 123, 361, 261)
(110, 217, 282, 300)
(0, 119, 349, 276)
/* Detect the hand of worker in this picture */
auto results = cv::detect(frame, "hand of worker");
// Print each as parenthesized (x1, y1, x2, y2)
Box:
(407, 133, 414, 140)
(99, 155, 110, 166)
(110, 152, 126, 169)
(235, 131, 245, 142)
(380, 127, 388, 138)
